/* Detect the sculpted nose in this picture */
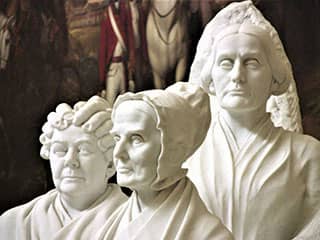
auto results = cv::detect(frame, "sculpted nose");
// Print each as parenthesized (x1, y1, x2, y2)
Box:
(230, 61, 244, 84)
(114, 139, 129, 162)
(64, 148, 79, 168)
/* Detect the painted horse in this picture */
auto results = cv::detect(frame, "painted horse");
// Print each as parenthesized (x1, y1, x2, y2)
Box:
(145, 0, 189, 89)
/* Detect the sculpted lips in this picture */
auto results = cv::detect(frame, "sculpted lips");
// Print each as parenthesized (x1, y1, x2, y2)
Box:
(117, 167, 132, 174)
(62, 175, 84, 181)
(226, 89, 247, 96)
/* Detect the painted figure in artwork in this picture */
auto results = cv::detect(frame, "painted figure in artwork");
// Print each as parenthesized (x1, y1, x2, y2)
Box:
(99, 0, 147, 104)
(0, 97, 127, 240)
(0, 12, 14, 71)
(92, 83, 233, 239)
(186, 1, 320, 239)
(64, 0, 109, 99)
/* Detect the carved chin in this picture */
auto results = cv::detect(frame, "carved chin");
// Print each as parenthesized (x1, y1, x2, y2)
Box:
(58, 178, 86, 194)
(117, 172, 134, 188)
(220, 97, 250, 109)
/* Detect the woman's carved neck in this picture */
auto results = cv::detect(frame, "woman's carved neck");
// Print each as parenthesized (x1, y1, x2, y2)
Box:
(59, 186, 106, 218)
(136, 188, 160, 212)
(220, 107, 269, 149)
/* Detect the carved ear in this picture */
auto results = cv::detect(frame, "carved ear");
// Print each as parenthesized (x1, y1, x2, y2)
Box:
(105, 161, 116, 181)
(271, 77, 289, 96)
(208, 80, 216, 95)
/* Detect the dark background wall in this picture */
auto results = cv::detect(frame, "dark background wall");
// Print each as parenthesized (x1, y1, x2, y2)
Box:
(0, 0, 319, 213)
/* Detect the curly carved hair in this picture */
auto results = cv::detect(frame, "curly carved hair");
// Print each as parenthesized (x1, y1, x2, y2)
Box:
(39, 101, 115, 171)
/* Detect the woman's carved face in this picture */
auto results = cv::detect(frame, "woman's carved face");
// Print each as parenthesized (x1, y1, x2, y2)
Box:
(49, 125, 108, 200)
(211, 33, 273, 113)
(111, 101, 161, 192)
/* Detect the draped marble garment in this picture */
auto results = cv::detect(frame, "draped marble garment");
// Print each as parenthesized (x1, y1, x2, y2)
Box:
(187, 114, 320, 240)
(95, 178, 233, 240)
(0, 184, 127, 240)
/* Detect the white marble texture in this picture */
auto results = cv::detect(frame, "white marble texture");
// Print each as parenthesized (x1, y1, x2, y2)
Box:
(95, 82, 233, 239)
(186, 1, 320, 239)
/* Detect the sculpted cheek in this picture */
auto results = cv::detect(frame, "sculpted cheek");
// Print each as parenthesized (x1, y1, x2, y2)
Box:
(50, 160, 60, 178)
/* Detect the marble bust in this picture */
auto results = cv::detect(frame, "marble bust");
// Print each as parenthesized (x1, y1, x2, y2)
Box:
(93, 82, 233, 239)
(186, 1, 320, 240)
(0, 97, 127, 240)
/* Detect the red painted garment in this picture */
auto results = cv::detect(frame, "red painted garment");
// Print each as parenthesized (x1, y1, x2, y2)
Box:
(99, 0, 136, 85)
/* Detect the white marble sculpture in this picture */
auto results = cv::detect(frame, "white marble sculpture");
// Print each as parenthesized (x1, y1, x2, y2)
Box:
(185, 1, 320, 240)
(292, 209, 320, 240)
(93, 82, 233, 239)
(0, 97, 127, 240)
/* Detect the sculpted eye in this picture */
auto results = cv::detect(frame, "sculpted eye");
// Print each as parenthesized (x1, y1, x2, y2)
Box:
(51, 143, 67, 157)
(219, 59, 233, 69)
(131, 134, 143, 145)
(244, 58, 260, 68)
(78, 144, 93, 155)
